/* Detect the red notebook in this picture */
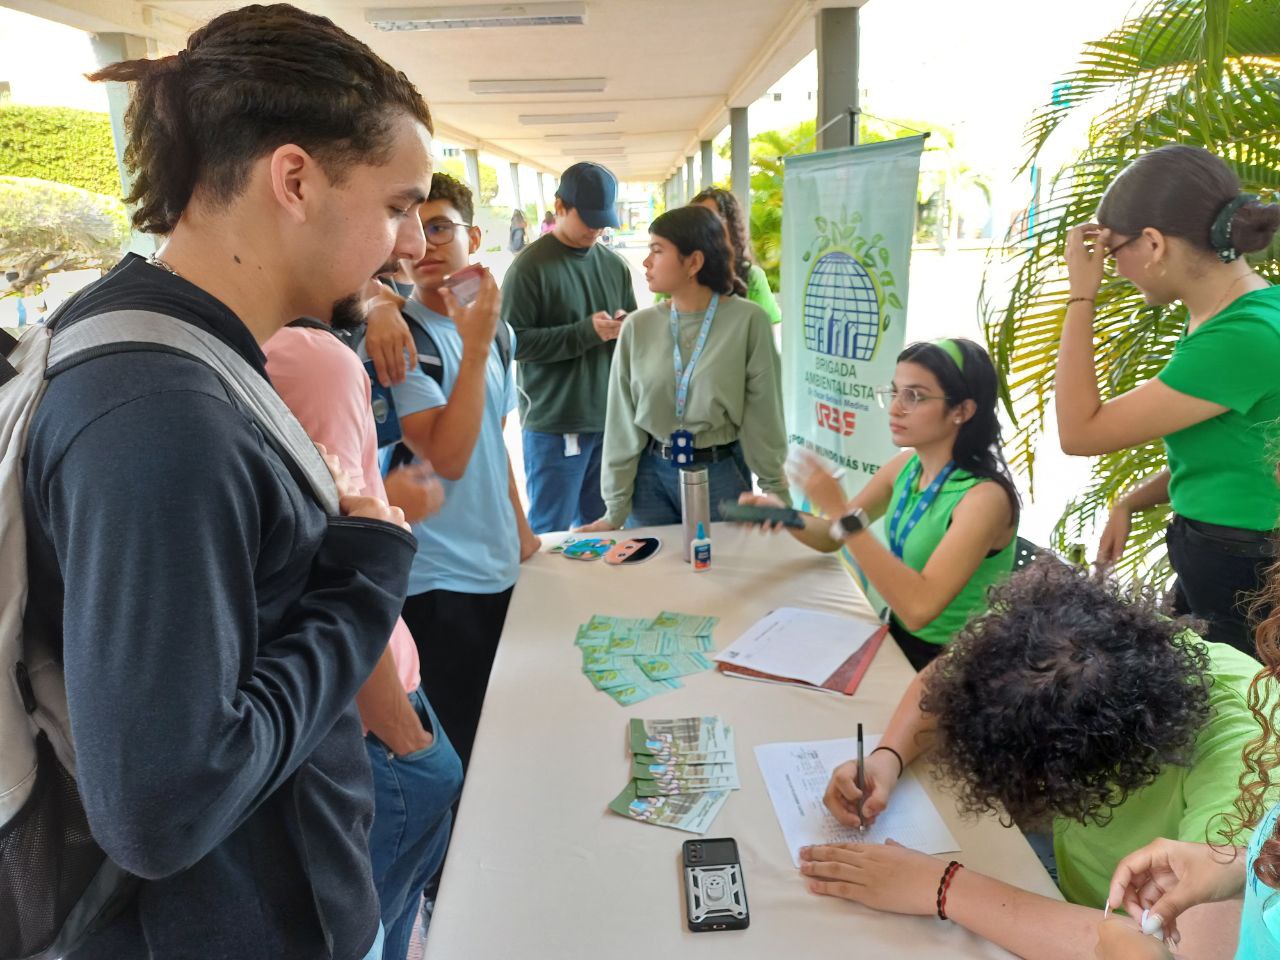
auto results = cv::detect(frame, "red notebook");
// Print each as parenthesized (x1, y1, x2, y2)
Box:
(715, 623, 888, 696)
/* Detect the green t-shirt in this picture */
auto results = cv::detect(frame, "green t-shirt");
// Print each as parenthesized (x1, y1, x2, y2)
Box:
(887, 456, 1016, 646)
(500, 233, 638, 434)
(746, 264, 782, 324)
(1054, 641, 1261, 906)
(1157, 285, 1280, 531)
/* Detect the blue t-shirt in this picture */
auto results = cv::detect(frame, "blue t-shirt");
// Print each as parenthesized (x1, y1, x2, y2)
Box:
(360, 302, 519, 595)
(1238, 803, 1280, 959)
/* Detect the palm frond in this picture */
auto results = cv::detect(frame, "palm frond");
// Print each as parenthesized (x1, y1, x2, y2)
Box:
(982, 0, 1280, 579)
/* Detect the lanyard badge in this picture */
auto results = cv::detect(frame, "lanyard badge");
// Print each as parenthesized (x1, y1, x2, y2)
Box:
(669, 294, 719, 466)
(887, 459, 955, 558)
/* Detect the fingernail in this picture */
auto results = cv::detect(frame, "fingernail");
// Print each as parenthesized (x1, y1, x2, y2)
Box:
(1102, 901, 1111, 920)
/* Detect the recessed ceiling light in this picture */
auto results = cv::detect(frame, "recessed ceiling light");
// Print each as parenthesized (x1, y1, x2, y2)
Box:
(367, 2, 585, 31)
(544, 132, 623, 141)
(470, 77, 606, 94)
(561, 146, 625, 155)
(519, 112, 618, 125)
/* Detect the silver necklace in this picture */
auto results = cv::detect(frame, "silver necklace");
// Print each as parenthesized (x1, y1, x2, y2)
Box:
(148, 256, 181, 278)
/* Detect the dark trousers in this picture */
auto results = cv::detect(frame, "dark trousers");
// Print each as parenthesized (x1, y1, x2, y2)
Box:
(889, 619, 946, 672)
(400, 587, 514, 771)
(628, 443, 753, 528)
(1167, 515, 1273, 661)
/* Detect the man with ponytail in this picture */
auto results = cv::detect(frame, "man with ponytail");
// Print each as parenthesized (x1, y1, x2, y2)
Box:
(22, 5, 435, 957)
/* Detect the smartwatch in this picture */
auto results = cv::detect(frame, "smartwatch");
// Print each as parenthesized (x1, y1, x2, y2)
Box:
(830, 507, 870, 541)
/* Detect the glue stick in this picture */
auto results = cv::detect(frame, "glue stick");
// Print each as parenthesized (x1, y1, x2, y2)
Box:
(691, 522, 711, 572)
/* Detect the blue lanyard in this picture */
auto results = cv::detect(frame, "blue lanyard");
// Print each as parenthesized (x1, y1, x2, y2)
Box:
(888, 459, 955, 558)
(670, 294, 719, 425)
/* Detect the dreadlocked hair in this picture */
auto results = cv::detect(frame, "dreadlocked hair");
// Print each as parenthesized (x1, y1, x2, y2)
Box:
(88, 3, 433, 234)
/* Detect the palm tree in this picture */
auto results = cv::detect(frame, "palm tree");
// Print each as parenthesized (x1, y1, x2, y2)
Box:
(738, 116, 953, 292)
(982, 0, 1280, 581)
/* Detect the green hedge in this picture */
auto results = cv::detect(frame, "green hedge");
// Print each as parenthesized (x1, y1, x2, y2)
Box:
(0, 104, 122, 197)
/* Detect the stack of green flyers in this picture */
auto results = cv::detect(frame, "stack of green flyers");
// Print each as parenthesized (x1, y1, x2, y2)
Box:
(575, 611, 719, 705)
(607, 717, 739, 834)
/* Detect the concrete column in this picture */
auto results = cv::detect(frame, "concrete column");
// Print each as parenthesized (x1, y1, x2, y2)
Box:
(700, 139, 714, 191)
(463, 148, 482, 201)
(508, 161, 523, 214)
(535, 171, 547, 220)
(729, 106, 750, 231)
(685, 156, 695, 203)
(90, 32, 155, 254)
(817, 7, 860, 151)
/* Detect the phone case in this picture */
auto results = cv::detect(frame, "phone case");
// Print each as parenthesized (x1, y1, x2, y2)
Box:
(443, 264, 485, 307)
(603, 538, 661, 565)
(682, 838, 749, 932)
(717, 501, 805, 529)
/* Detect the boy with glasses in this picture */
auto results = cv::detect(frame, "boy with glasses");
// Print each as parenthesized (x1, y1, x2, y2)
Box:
(360, 173, 539, 770)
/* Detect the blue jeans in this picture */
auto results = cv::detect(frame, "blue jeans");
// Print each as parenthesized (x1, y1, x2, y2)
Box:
(522, 429, 605, 533)
(364, 688, 463, 960)
(628, 443, 753, 528)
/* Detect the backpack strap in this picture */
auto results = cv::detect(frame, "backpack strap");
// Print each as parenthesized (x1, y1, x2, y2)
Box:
(46, 310, 340, 516)
(494, 320, 512, 372)
(399, 299, 447, 387)
(0, 328, 18, 387)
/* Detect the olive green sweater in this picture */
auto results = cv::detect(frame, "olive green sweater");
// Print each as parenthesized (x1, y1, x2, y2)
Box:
(500, 233, 637, 433)
(602, 294, 789, 526)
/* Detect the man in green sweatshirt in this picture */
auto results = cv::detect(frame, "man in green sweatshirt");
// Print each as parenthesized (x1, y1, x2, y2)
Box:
(500, 162, 638, 533)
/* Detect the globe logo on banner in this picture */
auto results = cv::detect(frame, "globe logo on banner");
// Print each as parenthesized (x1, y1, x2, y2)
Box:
(802, 251, 881, 359)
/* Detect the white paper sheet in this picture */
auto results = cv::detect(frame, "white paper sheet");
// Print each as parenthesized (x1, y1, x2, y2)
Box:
(754, 736, 960, 866)
(712, 606, 880, 687)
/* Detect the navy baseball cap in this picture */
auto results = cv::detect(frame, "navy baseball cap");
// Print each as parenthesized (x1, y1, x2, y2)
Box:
(555, 162, 620, 229)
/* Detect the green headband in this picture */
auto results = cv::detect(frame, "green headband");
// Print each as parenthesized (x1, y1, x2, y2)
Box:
(933, 338, 965, 372)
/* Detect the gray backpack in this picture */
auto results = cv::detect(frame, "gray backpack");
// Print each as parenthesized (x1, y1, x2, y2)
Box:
(0, 310, 338, 959)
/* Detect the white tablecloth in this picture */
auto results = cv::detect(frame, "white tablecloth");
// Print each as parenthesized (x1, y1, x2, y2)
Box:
(424, 524, 1059, 959)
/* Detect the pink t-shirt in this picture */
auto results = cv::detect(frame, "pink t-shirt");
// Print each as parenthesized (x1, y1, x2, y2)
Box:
(263, 326, 420, 695)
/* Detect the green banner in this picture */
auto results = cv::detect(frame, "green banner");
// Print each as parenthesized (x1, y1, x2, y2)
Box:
(781, 136, 925, 611)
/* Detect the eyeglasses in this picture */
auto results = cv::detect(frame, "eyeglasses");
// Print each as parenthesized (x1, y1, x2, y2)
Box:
(875, 385, 951, 411)
(1105, 235, 1139, 262)
(423, 218, 471, 246)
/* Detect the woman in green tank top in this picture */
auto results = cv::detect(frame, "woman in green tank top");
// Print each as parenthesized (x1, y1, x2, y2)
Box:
(743, 338, 1020, 669)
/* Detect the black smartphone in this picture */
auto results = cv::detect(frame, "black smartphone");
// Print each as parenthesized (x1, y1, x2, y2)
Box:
(718, 501, 806, 529)
(682, 837, 749, 932)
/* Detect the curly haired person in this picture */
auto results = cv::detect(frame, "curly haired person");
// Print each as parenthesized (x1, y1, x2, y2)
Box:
(801, 560, 1260, 960)
(1100, 556, 1280, 960)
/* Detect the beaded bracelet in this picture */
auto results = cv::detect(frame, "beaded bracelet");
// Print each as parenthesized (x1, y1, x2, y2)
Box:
(1066, 296, 1095, 306)
(935, 860, 964, 920)
(870, 745, 905, 778)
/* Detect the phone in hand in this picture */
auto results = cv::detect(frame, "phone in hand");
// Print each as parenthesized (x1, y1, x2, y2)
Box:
(683, 837, 749, 932)
(442, 264, 486, 308)
(717, 501, 806, 529)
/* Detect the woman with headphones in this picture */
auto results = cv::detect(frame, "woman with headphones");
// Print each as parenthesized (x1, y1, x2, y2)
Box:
(1060, 145, 1280, 658)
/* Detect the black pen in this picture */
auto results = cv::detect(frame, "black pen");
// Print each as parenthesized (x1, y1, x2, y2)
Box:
(855, 722, 866, 833)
